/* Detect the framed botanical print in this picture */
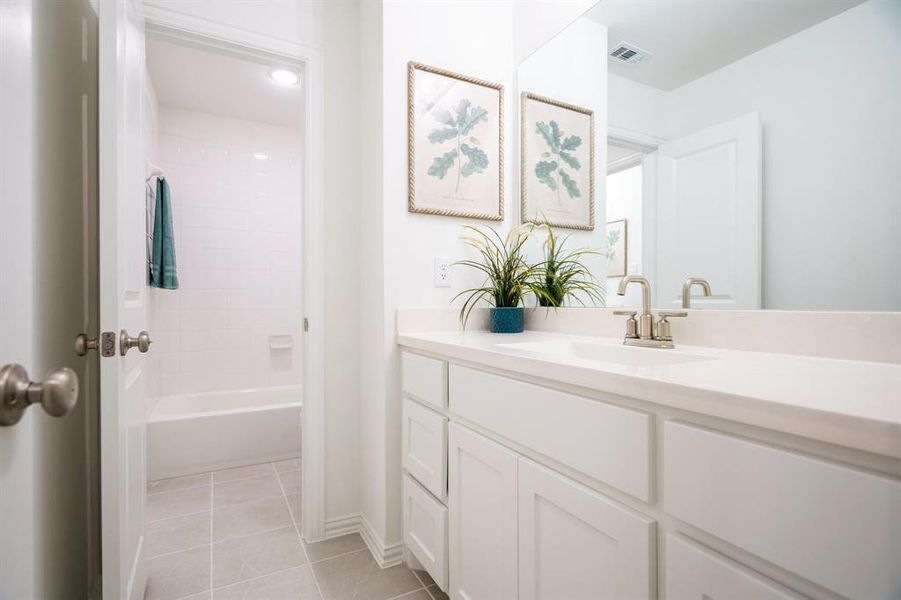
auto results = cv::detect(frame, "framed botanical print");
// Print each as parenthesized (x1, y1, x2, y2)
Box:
(408, 62, 504, 220)
(606, 219, 627, 278)
(521, 92, 595, 230)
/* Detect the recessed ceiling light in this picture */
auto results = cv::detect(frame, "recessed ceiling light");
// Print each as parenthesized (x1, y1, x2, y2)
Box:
(269, 69, 299, 86)
(253, 152, 270, 161)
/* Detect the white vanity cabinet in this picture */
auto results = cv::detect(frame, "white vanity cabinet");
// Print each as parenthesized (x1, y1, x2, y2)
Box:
(448, 423, 518, 600)
(399, 349, 901, 600)
(518, 459, 655, 600)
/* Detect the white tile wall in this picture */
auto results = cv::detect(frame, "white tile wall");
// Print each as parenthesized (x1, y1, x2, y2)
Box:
(153, 107, 303, 396)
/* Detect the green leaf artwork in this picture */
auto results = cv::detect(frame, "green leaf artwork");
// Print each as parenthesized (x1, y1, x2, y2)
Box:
(427, 98, 490, 194)
(428, 149, 459, 179)
(534, 119, 583, 204)
(606, 228, 621, 261)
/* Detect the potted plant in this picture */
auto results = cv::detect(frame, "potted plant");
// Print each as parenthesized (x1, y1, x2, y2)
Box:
(532, 224, 605, 307)
(454, 225, 537, 333)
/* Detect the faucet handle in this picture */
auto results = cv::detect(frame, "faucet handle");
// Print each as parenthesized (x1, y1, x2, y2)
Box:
(613, 310, 639, 339)
(658, 311, 688, 318)
(655, 311, 687, 342)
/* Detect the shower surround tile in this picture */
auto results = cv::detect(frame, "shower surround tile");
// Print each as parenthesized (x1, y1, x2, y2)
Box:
(152, 107, 304, 398)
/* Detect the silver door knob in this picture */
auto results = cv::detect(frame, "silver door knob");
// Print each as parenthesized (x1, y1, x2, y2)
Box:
(0, 364, 79, 426)
(74, 333, 98, 356)
(119, 329, 152, 355)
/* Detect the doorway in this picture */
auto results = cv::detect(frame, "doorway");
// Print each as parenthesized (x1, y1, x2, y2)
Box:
(140, 29, 309, 595)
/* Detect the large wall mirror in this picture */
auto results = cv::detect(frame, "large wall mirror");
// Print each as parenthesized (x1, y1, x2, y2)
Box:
(518, 0, 900, 311)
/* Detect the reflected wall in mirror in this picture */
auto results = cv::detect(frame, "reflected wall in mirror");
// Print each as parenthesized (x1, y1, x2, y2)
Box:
(518, 0, 901, 311)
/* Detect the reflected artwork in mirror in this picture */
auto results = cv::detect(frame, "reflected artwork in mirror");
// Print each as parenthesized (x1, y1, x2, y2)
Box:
(517, 0, 901, 311)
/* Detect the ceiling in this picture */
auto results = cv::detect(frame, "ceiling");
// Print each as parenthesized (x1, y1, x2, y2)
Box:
(146, 36, 303, 128)
(586, 0, 864, 91)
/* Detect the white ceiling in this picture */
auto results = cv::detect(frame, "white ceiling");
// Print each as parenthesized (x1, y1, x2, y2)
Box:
(146, 36, 303, 128)
(586, 0, 864, 91)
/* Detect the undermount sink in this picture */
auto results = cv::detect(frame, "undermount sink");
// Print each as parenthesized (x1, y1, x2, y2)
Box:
(497, 339, 716, 367)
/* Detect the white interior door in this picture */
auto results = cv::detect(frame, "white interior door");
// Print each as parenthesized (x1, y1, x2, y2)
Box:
(1, 0, 100, 597)
(99, 1, 150, 598)
(655, 112, 761, 309)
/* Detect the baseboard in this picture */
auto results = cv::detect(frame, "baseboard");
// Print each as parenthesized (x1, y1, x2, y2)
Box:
(360, 513, 404, 568)
(322, 513, 404, 568)
(323, 513, 362, 539)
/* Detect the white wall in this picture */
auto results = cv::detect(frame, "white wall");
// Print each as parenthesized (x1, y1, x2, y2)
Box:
(152, 107, 304, 396)
(144, 0, 362, 528)
(513, 0, 598, 63)
(608, 74, 667, 140)
(610, 0, 901, 310)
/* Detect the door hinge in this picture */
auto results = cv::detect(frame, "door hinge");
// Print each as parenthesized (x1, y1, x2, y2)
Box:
(303, 318, 309, 332)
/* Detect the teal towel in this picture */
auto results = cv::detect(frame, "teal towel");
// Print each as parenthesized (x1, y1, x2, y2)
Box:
(150, 177, 179, 289)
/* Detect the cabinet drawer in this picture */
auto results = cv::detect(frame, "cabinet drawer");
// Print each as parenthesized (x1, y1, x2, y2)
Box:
(664, 421, 901, 600)
(518, 458, 655, 600)
(402, 351, 447, 409)
(402, 398, 448, 500)
(665, 534, 804, 600)
(449, 365, 653, 501)
(403, 475, 448, 591)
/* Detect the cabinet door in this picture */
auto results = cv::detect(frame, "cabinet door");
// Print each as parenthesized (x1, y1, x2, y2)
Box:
(518, 458, 655, 600)
(448, 423, 518, 600)
(665, 534, 805, 600)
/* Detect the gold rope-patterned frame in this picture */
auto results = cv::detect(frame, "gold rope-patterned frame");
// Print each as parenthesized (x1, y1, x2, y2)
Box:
(407, 61, 504, 221)
(520, 91, 595, 231)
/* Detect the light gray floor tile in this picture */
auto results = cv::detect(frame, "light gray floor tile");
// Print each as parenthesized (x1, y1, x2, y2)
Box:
(147, 485, 211, 522)
(412, 569, 435, 588)
(426, 585, 449, 600)
(303, 532, 366, 563)
(311, 548, 421, 600)
(181, 594, 212, 600)
(277, 469, 301, 494)
(212, 463, 273, 483)
(212, 526, 307, 588)
(286, 492, 302, 523)
(213, 473, 283, 508)
(212, 565, 321, 600)
(212, 495, 292, 542)
(392, 590, 431, 600)
(145, 511, 211, 558)
(145, 546, 210, 600)
(149, 472, 211, 495)
(273, 458, 301, 472)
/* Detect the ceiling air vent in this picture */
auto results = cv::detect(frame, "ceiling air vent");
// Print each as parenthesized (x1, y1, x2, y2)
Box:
(609, 42, 651, 65)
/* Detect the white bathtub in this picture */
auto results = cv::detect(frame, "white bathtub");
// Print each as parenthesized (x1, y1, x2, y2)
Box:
(147, 385, 302, 480)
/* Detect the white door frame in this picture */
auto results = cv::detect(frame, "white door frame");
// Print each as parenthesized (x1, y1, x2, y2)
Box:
(142, 4, 327, 540)
(607, 126, 664, 305)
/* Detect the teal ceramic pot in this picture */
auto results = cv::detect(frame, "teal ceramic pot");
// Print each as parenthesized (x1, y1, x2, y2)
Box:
(490, 306, 524, 334)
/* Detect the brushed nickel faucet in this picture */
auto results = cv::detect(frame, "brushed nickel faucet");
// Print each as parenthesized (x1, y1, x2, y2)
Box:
(682, 277, 711, 308)
(615, 276, 686, 349)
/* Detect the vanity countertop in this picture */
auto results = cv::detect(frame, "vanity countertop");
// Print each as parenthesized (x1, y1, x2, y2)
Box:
(397, 330, 901, 459)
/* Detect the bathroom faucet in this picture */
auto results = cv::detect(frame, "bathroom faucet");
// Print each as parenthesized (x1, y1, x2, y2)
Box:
(614, 276, 687, 349)
(682, 277, 711, 308)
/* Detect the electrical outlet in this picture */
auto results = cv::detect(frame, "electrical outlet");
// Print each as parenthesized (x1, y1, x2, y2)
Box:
(434, 256, 451, 287)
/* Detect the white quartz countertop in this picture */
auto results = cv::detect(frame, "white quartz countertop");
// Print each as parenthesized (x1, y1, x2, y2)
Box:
(397, 330, 901, 459)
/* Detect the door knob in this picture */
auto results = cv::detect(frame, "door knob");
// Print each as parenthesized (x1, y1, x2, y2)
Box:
(0, 364, 79, 426)
(119, 329, 152, 356)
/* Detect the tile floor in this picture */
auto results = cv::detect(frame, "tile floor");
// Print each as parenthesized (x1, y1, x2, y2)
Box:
(145, 460, 448, 600)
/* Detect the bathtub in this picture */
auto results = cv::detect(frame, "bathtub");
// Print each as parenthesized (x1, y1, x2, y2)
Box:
(148, 385, 302, 480)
